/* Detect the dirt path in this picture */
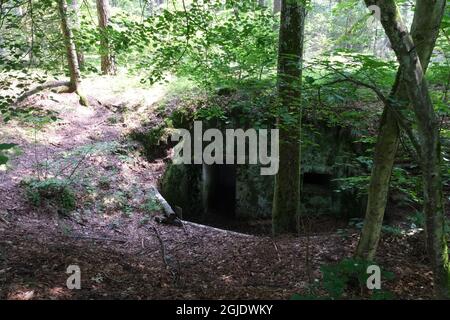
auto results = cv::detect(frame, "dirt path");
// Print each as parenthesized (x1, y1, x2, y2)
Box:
(0, 79, 435, 299)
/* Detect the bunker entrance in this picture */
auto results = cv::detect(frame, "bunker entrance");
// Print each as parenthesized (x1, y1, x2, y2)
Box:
(202, 164, 236, 219)
(303, 172, 332, 187)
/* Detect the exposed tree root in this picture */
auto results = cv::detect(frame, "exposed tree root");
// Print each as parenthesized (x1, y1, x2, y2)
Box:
(15, 80, 89, 106)
(15, 80, 70, 104)
(76, 89, 89, 106)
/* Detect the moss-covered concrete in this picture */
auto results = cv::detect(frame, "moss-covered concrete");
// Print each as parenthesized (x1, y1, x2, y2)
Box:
(159, 122, 367, 221)
(160, 163, 203, 219)
(137, 91, 369, 221)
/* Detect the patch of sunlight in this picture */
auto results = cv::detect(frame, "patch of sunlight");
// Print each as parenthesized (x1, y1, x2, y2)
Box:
(62, 142, 119, 158)
(81, 73, 153, 97)
(81, 74, 173, 130)
(135, 81, 168, 113)
(103, 195, 120, 206)
(1, 121, 37, 144)
(164, 76, 199, 98)
(406, 227, 424, 236)
(73, 104, 96, 118)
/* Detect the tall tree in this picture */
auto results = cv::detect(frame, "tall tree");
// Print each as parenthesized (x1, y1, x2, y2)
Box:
(272, 0, 305, 235)
(96, 0, 116, 75)
(70, 0, 85, 70)
(356, 0, 446, 261)
(57, 0, 88, 106)
(363, 0, 449, 298)
(155, 0, 164, 13)
(273, 0, 281, 14)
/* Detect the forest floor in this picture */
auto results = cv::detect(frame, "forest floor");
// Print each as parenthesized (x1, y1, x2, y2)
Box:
(0, 76, 436, 299)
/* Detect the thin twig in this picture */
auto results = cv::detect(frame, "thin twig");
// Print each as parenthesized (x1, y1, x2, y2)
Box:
(67, 235, 126, 243)
(152, 226, 167, 263)
(320, 73, 422, 156)
(65, 145, 94, 183)
(0, 215, 9, 225)
(152, 225, 178, 284)
(271, 239, 282, 263)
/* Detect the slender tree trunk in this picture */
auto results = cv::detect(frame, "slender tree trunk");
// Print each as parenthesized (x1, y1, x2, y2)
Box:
(155, 0, 164, 13)
(356, 0, 445, 261)
(373, 27, 377, 56)
(57, 0, 88, 106)
(272, 0, 305, 235)
(96, 0, 116, 75)
(355, 103, 401, 260)
(273, 0, 281, 14)
(71, 0, 85, 70)
(147, 0, 154, 16)
(363, 0, 449, 298)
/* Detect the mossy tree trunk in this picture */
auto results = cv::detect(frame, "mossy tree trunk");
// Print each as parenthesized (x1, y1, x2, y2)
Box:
(356, 0, 445, 261)
(363, 0, 449, 298)
(355, 102, 401, 260)
(96, 0, 116, 75)
(272, 0, 305, 235)
(57, 0, 88, 106)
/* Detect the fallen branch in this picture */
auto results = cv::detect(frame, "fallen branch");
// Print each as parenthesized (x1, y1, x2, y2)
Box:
(271, 239, 282, 263)
(67, 235, 126, 243)
(152, 226, 168, 264)
(150, 186, 182, 227)
(182, 221, 253, 238)
(152, 226, 178, 284)
(149, 187, 251, 238)
(15, 80, 70, 104)
(149, 186, 175, 216)
(0, 215, 9, 225)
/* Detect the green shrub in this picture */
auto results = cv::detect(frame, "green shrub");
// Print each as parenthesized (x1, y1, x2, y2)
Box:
(321, 258, 394, 299)
(22, 178, 76, 214)
(407, 211, 450, 236)
(293, 258, 394, 300)
(408, 211, 425, 228)
(141, 196, 162, 214)
(0, 143, 18, 165)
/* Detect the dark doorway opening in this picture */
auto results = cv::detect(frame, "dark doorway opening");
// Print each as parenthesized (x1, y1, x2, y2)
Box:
(303, 172, 332, 186)
(203, 164, 236, 218)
